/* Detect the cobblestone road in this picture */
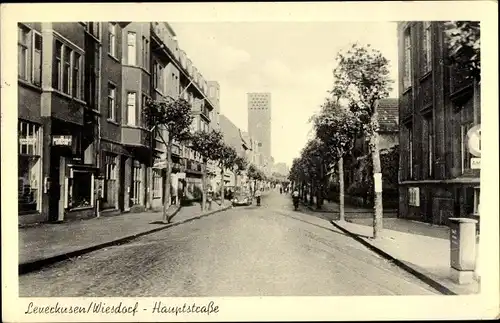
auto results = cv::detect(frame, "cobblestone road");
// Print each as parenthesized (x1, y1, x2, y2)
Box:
(19, 192, 437, 297)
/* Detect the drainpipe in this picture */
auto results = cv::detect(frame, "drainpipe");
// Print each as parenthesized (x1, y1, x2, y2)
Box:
(95, 114, 101, 218)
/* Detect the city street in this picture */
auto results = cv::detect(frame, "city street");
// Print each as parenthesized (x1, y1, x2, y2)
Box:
(20, 192, 437, 297)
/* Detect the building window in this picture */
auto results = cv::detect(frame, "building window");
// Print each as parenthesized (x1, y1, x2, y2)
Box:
(425, 114, 434, 178)
(403, 28, 412, 89)
(32, 33, 42, 85)
(127, 32, 137, 65)
(461, 121, 474, 173)
(18, 25, 30, 80)
(152, 169, 162, 199)
(131, 162, 142, 205)
(52, 39, 84, 98)
(18, 25, 42, 86)
(108, 23, 116, 57)
(67, 169, 94, 209)
(422, 22, 432, 74)
(153, 61, 163, 92)
(107, 83, 116, 121)
(102, 153, 117, 209)
(142, 37, 149, 70)
(18, 121, 42, 214)
(62, 46, 71, 94)
(53, 40, 62, 89)
(126, 92, 137, 126)
(72, 52, 82, 99)
(86, 22, 101, 40)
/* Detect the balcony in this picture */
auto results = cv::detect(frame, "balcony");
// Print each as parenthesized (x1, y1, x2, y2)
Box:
(151, 22, 179, 60)
(122, 126, 150, 147)
(201, 106, 211, 122)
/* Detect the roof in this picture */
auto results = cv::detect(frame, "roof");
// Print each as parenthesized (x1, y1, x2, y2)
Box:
(377, 98, 399, 132)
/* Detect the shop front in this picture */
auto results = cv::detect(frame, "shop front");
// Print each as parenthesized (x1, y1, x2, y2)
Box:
(18, 120, 44, 225)
(48, 123, 98, 222)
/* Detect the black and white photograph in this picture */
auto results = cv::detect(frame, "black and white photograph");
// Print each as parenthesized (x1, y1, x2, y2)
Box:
(1, 1, 498, 322)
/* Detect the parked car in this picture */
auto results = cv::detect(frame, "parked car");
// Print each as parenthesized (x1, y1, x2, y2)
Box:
(232, 187, 252, 206)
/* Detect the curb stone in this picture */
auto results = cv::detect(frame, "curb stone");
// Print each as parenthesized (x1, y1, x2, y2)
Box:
(330, 220, 457, 296)
(19, 205, 232, 275)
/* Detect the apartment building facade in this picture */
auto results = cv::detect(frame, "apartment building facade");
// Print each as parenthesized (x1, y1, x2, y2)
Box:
(18, 21, 216, 225)
(397, 21, 481, 225)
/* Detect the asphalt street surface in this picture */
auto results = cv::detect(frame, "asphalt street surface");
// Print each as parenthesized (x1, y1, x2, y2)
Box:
(19, 192, 438, 297)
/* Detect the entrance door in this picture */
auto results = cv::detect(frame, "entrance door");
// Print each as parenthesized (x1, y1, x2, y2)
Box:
(118, 155, 126, 211)
(48, 151, 66, 222)
(48, 151, 60, 222)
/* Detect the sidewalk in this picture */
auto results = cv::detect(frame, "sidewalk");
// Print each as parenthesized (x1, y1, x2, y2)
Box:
(19, 202, 231, 273)
(331, 219, 480, 295)
(303, 199, 398, 219)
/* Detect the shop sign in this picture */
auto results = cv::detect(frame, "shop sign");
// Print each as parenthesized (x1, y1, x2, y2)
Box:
(19, 137, 37, 145)
(467, 125, 481, 157)
(470, 157, 481, 170)
(52, 135, 72, 146)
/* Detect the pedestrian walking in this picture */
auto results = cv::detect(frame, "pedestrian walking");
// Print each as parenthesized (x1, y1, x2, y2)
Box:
(255, 188, 262, 206)
(280, 187, 283, 194)
(207, 186, 213, 210)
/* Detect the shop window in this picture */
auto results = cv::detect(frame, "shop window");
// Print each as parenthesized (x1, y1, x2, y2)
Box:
(102, 153, 117, 209)
(18, 121, 42, 214)
(153, 169, 162, 199)
(67, 170, 94, 209)
(131, 162, 142, 205)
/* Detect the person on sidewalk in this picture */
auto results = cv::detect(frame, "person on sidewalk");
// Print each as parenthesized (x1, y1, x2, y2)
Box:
(207, 186, 213, 211)
(255, 188, 262, 206)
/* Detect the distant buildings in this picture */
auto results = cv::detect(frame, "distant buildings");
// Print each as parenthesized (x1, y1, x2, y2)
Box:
(397, 21, 480, 225)
(247, 92, 272, 159)
(272, 162, 290, 176)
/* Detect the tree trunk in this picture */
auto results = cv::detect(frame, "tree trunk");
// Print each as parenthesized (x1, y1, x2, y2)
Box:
(339, 157, 345, 222)
(234, 169, 239, 188)
(309, 180, 314, 205)
(201, 158, 207, 211)
(220, 167, 225, 205)
(163, 138, 173, 223)
(370, 106, 384, 239)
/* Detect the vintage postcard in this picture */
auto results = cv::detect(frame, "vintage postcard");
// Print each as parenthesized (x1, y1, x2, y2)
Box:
(1, 1, 498, 322)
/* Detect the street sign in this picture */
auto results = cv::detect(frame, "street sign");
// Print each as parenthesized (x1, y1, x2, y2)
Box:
(470, 157, 481, 169)
(467, 125, 481, 157)
(52, 135, 72, 146)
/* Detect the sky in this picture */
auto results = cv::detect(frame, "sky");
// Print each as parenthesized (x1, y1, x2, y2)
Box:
(170, 22, 399, 167)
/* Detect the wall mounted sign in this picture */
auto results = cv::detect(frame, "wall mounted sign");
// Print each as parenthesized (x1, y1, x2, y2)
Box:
(467, 125, 481, 157)
(52, 135, 72, 146)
